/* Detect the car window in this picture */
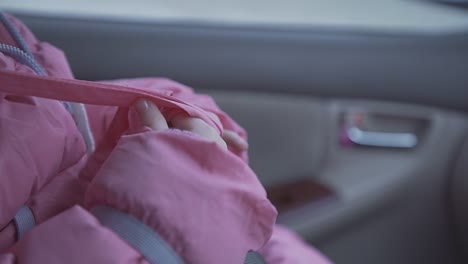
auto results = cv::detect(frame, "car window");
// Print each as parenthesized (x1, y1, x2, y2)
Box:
(1, 0, 468, 33)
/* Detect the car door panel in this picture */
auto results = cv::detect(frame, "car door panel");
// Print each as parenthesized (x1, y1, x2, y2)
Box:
(210, 91, 468, 264)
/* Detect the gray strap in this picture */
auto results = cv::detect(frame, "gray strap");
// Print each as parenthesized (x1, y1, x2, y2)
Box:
(90, 206, 184, 264)
(13, 206, 36, 240)
(245, 251, 266, 264)
(91, 206, 266, 264)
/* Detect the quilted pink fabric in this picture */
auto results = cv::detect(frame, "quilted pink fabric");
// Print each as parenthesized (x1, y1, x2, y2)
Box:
(0, 13, 331, 264)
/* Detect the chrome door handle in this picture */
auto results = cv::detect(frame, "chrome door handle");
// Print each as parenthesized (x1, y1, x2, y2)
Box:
(346, 126, 418, 148)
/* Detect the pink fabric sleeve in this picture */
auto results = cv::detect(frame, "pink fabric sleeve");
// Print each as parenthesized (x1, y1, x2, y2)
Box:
(85, 129, 277, 264)
(259, 225, 333, 264)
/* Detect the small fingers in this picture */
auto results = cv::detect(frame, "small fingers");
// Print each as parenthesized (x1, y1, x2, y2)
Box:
(133, 99, 168, 131)
(172, 114, 227, 150)
(130, 101, 231, 151)
(204, 112, 248, 151)
(222, 130, 249, 151)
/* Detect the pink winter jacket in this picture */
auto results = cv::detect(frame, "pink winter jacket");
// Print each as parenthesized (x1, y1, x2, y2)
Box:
(0, 13, 331, 264)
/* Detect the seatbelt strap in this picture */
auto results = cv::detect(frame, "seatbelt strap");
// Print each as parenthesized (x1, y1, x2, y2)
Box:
(91, 206, 184, 264)
(91, 206, 267, 264)
(13, 206, 36, 240)
(245, 251, 266, 264)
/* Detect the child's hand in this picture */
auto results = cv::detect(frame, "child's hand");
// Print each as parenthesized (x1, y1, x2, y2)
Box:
(133, 99, 248, 151)
(221, 130, 249, 152)
(204, 111, 249, 152)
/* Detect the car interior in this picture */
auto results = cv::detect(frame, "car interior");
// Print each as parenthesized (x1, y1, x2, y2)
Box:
(1, 0, 467, 263)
